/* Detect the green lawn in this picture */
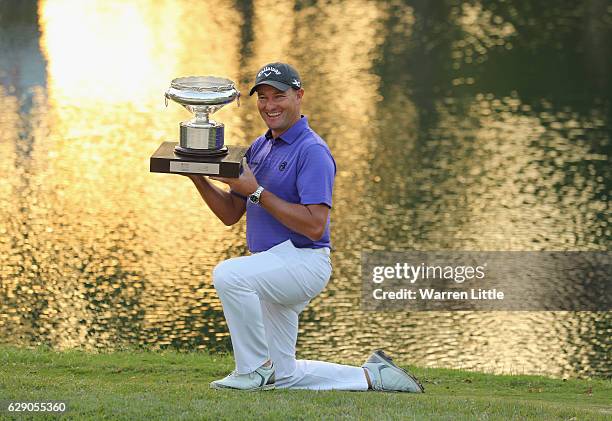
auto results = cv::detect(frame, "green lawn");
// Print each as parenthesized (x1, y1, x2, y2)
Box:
(0, 345, 610, 420)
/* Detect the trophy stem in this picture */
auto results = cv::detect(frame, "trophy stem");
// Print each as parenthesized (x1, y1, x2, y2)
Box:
(194, 110, 210, 125)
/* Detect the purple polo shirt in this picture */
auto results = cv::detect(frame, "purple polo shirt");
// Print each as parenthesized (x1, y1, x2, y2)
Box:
(232, 116, 336, 253)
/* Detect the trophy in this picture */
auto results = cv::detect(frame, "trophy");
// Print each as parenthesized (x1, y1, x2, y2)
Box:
(150, 76, 246, 177)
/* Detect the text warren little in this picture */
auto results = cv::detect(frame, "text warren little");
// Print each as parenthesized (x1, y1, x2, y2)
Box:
(373, 288, 505, 300)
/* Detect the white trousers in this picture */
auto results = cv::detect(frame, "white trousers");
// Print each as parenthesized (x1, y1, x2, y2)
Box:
(212, 239, 368, 390)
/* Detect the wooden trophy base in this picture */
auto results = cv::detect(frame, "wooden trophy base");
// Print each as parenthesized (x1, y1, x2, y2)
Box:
(150, 142, 246, 178)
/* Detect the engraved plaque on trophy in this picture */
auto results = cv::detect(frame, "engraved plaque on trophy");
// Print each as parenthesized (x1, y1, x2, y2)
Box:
(150, 76, 246, 177)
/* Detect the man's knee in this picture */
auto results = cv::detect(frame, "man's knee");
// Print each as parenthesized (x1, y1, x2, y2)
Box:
(212, 259, 246, 293)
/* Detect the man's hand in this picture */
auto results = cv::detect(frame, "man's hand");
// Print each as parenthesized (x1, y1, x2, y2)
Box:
(210, 158, 259, 196)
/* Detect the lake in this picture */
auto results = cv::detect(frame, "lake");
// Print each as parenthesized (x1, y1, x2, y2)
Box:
(0, 0, 610, 378)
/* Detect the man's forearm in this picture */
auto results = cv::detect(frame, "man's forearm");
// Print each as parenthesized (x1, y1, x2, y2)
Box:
(259, 190, 326, 241)
(188, 176, 244, 225)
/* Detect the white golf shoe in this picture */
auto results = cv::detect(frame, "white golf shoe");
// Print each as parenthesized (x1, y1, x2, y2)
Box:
(210, 363, 275, 391)
(362, 350, 424, 393)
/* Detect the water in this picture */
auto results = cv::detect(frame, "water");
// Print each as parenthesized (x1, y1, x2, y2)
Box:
(0, 0, 610, 378)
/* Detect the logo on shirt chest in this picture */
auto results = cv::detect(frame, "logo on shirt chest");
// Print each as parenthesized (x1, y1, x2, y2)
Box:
(278, 161, 288, 171)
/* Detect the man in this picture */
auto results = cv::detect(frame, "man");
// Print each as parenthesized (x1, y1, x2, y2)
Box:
(185, 62, 424, 393)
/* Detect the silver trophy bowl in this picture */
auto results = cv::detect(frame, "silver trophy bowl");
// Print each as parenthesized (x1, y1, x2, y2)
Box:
(165, 76, 240, 156)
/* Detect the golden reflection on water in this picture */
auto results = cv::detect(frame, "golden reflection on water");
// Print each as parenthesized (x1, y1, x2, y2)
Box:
(427, 93, 608, 250)
(451, 1, 516, 70)
(2, 0, 248, 350)
(0, 0, 609, 378)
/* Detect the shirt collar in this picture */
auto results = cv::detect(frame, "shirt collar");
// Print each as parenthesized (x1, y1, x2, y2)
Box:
(264, 116, 308, 144)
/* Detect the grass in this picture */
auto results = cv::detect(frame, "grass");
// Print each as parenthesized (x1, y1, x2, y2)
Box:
(0, 345, 610, 420)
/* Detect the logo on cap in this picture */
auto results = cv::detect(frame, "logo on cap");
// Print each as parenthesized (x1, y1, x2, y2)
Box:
(258, 66, 282, 78)
(291, 79, 301, 87)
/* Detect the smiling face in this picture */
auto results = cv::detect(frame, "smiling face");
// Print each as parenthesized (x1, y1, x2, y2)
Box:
(256, 84, 304, 138)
